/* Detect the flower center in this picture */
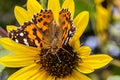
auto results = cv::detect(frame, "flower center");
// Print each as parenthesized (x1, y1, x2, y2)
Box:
(38, 44, 79, 78)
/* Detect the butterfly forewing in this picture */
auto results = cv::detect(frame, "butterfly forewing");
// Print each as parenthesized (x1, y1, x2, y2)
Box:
(8, 21, 44, 47)
(59, 9, 75, 46)
(32, 9, 57, 47)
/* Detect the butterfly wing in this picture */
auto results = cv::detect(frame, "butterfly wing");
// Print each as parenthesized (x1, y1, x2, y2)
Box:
(9, 9, 55, 48)
(8, 9, 75, 48)
(8, 21, 44, 47)
(32, 9, 56, 47)
(59, 9, 75, 46)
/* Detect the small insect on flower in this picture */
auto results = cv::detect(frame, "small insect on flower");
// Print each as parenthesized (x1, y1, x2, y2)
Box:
(0, 0, 112, 80)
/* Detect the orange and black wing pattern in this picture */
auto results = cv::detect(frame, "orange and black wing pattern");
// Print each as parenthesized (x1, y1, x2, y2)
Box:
(8, 9, 75, 48)
(8, 9, 54, 48)
(8, 21, 44, 47)
(59, 9, 75, 46)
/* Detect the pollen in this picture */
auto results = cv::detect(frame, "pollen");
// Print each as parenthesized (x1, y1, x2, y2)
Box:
(38, 44, 80, 78)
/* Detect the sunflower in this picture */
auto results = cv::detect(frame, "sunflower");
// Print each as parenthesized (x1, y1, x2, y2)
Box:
(94, 0, 112, 46)
(0, 0, 112, 80)
(94, 0, 112, 33)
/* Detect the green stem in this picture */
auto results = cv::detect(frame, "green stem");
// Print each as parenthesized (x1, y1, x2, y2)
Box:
(40, 0, 47, 9)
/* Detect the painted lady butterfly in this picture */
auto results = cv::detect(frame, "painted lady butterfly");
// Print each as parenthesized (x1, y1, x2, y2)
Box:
(8, 9, 75, 55)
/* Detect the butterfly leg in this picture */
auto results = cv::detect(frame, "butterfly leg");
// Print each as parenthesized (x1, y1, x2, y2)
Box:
(55, 53, 61, 63)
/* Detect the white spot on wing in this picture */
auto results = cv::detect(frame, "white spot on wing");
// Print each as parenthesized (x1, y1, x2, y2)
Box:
(20, 32, 24, 36)
(11, 33, 13, 36)
(14, 36, 16, 38)
(15, 39, 19, 43)
(23, 38, 27, 42)
(69, 31, 73, 35)
(10, 33, 14, 39)
(23, 38, 29, 46)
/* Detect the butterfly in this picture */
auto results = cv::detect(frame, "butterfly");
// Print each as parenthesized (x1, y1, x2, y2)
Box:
(8, 8, 75, 56)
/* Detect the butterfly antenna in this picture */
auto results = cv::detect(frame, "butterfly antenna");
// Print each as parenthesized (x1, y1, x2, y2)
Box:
(55, 53, 61, 63)
(80, 42, 84, 46)
(41, 49, 50, 59)
(61, 47, 71, 54)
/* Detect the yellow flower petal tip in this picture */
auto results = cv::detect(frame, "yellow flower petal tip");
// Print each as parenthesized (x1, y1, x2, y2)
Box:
(27, 0, 43, 19)
(96, 54, 113, 68)
(14, 6, 29, 25)
(79, 11, 89, 22)
(102, 54, 113, 63)
(6, 25, 17, 32)
(98, 54, 113, 62)
(81, 11, 89, 16)
(83, 54, 113, 69)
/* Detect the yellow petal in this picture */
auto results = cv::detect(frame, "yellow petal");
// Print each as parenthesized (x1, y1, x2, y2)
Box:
(69, 39, 80, 51)
(27, 0, 43, 20)
(72, 70, 91, 80)
(82, 54, 113, 69)
(8, 64, 41, 80)
(48, 0, 60, 24)
(29, 70, 48, 80)
(76, 63, 94, 74)
(57, 76, 74, 80)
(47, 76, 55, 80)
(0, 53, 39, 67)
(14, 6, 29, 25)
(6, 25, 17, 32)
(62, 0, 74, 18)
(71, 11, 89, 42)
(95, 5, 111, 33)
(67, 77, 75, 80)
(0, 38, 40, 55)
(76, 46, 91, 58)
(37, 70, 49, 80)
